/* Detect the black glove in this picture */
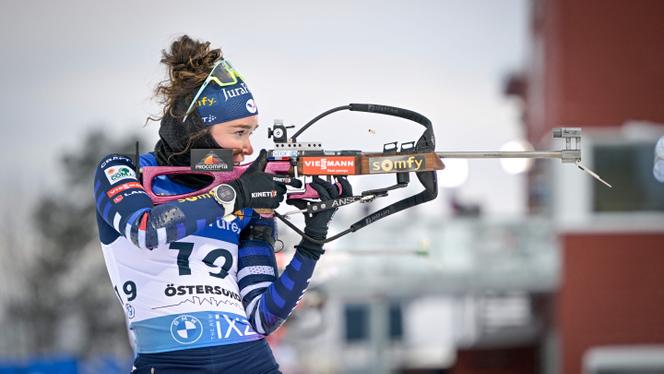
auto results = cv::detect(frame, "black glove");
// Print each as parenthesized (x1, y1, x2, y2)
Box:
(227, 149, 301, 211)
(286, 176, 353, 259)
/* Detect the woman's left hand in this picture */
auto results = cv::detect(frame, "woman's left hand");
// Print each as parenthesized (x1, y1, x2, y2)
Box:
(286, 176, 353, 258)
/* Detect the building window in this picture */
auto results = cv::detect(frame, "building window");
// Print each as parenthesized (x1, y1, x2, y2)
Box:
(343, 303, 404, 343)
(388, 303, 403, 341)
(344, 304, 368, 343)
(593, 142, 664, 212)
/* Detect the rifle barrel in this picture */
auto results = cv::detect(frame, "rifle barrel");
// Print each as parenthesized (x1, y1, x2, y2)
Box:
(436, 151, 561, 159)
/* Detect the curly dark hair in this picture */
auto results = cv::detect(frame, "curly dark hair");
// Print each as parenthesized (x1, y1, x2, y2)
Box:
(154, 35, 222, 119)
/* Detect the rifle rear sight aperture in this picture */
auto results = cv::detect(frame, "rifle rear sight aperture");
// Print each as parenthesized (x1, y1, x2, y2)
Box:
(267, 120, 294, 143)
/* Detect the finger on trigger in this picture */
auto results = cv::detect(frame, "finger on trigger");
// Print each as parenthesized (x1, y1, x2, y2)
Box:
(336, 177, 352, 197)
(286, 198, 307, 210)
(309, 180, 331, 200)
(289, 178, 303, 188)
(318, 177, 339, 199)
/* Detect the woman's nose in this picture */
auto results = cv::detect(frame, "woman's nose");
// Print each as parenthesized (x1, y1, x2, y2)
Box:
(243, 139, 253, 156)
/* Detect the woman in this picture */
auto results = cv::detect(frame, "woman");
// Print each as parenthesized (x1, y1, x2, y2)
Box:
(93, 35, 351, 373)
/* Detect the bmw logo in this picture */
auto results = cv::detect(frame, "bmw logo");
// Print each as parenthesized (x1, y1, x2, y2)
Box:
(170, 315, 203, 344)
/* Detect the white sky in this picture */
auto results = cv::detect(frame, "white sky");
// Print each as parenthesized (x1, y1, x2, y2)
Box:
(0, 0, 528, 218)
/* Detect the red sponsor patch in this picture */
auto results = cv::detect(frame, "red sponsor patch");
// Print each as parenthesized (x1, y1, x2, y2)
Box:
(107, 181, 143, 198)
(113, 195, 124, 204)
(300, 156, 356, 175)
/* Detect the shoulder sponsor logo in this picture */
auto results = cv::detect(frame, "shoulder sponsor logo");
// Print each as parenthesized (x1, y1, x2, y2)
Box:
(369, 155, 425, 174)
(100, 155, 131, 169)
(104, 165, 136, 184)
(301, 156, 356, 175)
(107, 181, 143, 198)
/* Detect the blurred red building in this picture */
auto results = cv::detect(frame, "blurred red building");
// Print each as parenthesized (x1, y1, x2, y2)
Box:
(527, 0, 664, 373)
(453, 1, 664, 373)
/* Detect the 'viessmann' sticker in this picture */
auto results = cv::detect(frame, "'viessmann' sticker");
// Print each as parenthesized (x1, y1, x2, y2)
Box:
(301, 156, 356, 175)
(107, 181, 143, 198)
(368, 155, 425, 174)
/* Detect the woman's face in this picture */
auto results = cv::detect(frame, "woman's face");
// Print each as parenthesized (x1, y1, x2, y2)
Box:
(209, 115, 259, 165)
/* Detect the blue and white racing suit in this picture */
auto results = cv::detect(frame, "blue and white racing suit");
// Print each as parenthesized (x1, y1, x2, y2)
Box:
(94, 152, 316, 372)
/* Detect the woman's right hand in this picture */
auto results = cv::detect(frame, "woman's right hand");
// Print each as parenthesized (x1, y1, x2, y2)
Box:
(223, 149, 300, 211)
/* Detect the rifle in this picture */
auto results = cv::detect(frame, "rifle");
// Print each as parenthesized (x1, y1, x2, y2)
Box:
(140, 103, 610, 244)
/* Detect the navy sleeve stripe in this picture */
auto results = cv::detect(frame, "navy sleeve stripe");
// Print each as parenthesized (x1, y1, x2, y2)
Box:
(239, 246, 273, 258)
(237, 255, 275, 268)
(96, 192, 105, 209)
(102, 201, 113, 221)
(263, 292, 287, 323)
(280, 271, 294, 291)
(291, 256, 302, 271)
(268, 286, 285, 309)
(242, 288, 267, 305)
(238, 274, 275, 290)
(259, 301, 283, 327)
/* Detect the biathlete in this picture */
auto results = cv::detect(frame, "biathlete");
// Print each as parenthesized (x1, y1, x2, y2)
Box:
(93, 35, 351, 373)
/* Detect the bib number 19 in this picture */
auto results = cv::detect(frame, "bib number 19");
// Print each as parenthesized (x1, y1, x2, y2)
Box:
(169, 241, 233, 279)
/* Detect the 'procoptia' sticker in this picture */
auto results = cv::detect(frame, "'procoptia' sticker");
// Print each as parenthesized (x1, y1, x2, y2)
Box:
(190, 149, 234, 172)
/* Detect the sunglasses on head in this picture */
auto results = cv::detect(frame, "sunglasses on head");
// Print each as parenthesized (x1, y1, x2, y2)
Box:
(183, 59, 242, 122)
